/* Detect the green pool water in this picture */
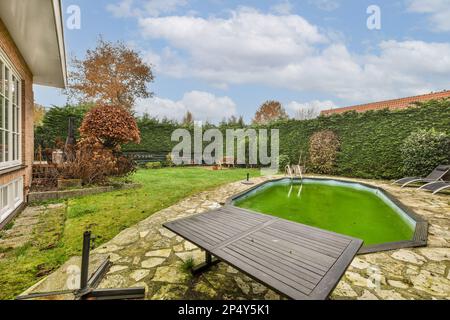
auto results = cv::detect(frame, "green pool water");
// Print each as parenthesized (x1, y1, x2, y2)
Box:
(233, 180, 415, 246)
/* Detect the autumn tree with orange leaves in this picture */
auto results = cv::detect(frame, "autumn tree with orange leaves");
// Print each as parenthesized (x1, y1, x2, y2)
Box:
(62, 104, 141, 184)
(68, 38, 154, 110)
(61, 38, 152, 183)
(79, 104, 141, 149)
(253, 100, 289, 125)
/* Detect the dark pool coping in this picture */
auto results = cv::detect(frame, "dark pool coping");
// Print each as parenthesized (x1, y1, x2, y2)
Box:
(225, 177, 428, 255)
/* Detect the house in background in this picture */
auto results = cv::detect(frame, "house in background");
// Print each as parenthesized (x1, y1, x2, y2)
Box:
(0, 0, 67, 228)
(321, 90, 450, 116)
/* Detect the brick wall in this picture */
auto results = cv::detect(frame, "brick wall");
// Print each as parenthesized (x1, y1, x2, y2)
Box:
(321, 91, 450, 116)
(0, 17, 34, 197)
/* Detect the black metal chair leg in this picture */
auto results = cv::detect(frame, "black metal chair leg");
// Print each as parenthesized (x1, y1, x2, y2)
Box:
(16, 231, 146, 300)
(191, 251, 220, 275)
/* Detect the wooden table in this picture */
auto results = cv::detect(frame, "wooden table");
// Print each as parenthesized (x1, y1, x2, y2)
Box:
(164, 206, 363, 300)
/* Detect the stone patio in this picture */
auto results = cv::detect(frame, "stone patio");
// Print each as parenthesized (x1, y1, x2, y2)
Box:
(22, 175, 450, 300)
(0, 203, 65, 251)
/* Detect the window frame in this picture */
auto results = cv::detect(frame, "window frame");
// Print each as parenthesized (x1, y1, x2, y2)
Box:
(0, 176, 24, 223)
(0, 48, 22, 170)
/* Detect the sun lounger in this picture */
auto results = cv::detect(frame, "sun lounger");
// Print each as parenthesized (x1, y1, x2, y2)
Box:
(419, 181, 450, 194)
(393, 165, 450, 188)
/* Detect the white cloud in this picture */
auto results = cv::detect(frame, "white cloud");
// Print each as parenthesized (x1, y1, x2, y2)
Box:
(309, 0, 340, 11)
(107, 0, 187, 18)
(286, 100, 337, 118)
(107, 0, 137, 18)
(407, 0, 450, 32)
(139, 7, 450, 103)
(139, 7, 328, 85)
(143, 47, 189, 78)
(144, 0, 188, 17)
(358, 40, 450, 99)
(139, 8, 327, 59)
(136, 91, 237, 122)
(270, 1, 294, 15)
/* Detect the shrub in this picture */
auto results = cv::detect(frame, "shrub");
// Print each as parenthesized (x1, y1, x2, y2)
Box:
(145, 162, 162, 169)
(79, 104, 141, 149)
(78, 104, 140, 178)
(309, 130, 340, 174)
(115, 155, 137, 177)
(60, 136, 117, 185)
(165, 153, 175, 167)
(277, 155, 290, 173)
(401, 129, 450, 177)
(180, 256, 195, 273)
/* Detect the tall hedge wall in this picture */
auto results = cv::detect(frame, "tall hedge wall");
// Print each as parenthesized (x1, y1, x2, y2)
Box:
(123, 117, 220, 153)
(125, 100, 450, 179)
(273, 101, 449, 179)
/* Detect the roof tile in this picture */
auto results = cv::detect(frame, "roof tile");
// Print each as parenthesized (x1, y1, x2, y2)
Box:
(321, 90, 450, 115)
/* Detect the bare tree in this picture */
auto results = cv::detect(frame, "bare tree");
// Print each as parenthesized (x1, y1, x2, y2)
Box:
(182, 111, 194, 125)
(295, 106, 320, 120)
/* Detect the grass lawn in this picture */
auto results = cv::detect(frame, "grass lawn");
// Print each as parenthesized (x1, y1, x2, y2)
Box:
(0, 167, 260, 299)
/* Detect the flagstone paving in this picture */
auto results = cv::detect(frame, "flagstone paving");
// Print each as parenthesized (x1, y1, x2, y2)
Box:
(0, 204, 65, 251)
(22, 175, 450, 300)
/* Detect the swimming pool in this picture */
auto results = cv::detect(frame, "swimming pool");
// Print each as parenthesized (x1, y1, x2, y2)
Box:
(231, 178, 427, 252)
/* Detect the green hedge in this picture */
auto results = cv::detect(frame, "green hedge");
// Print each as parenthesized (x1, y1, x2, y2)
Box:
(273, 100, 450, 179)
(35, 105, 90, 149)
(123, 116, 222, 153)
(123, 116, 180, 153)
(125, 100, 450, 179)
(36, 101, 449, 179)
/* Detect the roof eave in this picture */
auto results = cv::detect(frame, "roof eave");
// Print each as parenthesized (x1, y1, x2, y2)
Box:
(33, 0, 67, 89)
(0, 0, 67, 89)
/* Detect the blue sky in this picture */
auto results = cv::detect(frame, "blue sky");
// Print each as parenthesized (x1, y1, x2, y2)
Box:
(35, 0, 450, 123)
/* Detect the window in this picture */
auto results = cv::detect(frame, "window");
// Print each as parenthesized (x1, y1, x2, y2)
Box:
(0, 50, 22, 169)
(0, 177, 23, 223)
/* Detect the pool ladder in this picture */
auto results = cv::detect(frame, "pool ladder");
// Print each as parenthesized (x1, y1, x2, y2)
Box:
(286, 165, 303, 198)
(285, 165, 303, 180)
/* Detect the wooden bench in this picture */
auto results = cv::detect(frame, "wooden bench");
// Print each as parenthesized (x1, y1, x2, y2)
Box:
(164, 206, 363, 300)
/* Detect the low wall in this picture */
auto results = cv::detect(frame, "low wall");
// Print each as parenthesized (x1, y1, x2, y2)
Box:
(27, 183, 142, 202)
